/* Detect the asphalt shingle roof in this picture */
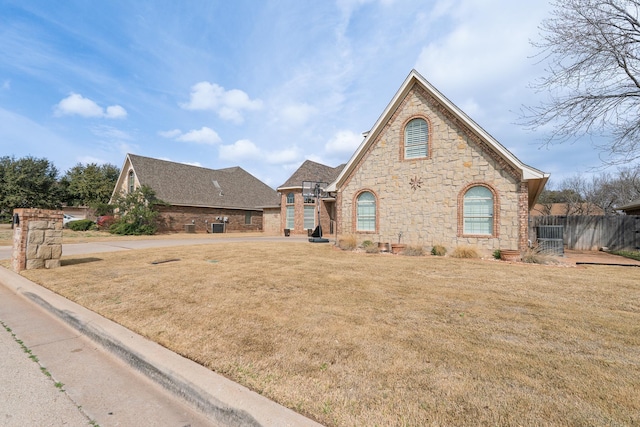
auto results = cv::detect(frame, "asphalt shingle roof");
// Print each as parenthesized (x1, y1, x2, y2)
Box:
(128, 154, 279, 209)
(278, 160, 345, 189)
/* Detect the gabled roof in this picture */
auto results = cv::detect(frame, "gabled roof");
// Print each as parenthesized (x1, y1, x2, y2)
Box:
(277, 160, 345, 190)
(325, 69, 549, 209)
(112, 154, 279, 210)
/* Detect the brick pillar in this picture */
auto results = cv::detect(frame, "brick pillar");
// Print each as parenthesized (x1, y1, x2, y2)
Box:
(11, 209, 63, 272)
(518, 182, 529, 252)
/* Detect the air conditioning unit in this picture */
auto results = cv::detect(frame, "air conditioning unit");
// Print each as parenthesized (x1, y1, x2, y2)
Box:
(211, 223, 225, 233)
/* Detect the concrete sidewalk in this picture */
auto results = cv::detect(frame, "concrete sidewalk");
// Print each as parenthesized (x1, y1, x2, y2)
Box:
(0, 266, 322, 426)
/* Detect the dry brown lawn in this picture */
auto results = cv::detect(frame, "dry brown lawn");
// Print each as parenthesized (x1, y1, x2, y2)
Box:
(15, 241, 640, 426)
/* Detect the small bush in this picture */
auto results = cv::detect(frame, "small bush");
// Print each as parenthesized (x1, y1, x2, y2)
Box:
(450, 246, 479, 259)
(338, 234, 357, 250)
(364, 245, 380, 254)
(521, 246, 560, 265)
(109, 221, 156, 236)
(403, 245, 424, 256)
(66, 219, 95, 231)
(493, 249, 501, 259)
(431, 244, 447, 256)
(361, 240, 374, 248)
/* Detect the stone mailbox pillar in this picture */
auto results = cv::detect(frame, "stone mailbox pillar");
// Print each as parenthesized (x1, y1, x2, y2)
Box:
(12, 209, 63, 272)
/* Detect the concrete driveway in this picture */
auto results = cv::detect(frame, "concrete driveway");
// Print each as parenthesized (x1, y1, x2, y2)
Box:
(0, 234, 310, 260)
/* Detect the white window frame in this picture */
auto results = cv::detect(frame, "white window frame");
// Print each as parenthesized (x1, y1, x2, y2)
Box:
(286, 206, 294, 229)
(404, 118, 428, 159)
(356, 191, 376, 232)
(463, 186, 494, 235)
(304, 205, 315, 229)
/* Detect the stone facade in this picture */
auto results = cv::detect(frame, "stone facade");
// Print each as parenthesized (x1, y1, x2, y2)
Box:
(12, 209, 63, 272)
(336, 84, 524, 255)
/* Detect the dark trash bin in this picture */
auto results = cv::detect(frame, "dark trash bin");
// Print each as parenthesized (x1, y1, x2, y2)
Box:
(284, 228, 290, 237)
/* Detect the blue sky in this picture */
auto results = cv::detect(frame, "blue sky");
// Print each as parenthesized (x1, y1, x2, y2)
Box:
(0, 0, 603, 188)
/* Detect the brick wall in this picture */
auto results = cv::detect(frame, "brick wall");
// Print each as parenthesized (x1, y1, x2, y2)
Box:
(337, 84, 523, 255)
(279, 190, 334, 236)
(156, 205, 263, 233)
(11, 209, 63, 272)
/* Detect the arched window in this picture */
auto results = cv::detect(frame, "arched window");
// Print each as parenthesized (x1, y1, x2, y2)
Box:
(128, 170, 135, 193)
(286, 192, 295, 229)
(356, 191, 376, 231)
(463, 186, 494, 235)
(404, 118, 428, 159)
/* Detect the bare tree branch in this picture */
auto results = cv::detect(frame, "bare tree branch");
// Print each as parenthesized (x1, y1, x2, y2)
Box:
(523, 0, 640, 164)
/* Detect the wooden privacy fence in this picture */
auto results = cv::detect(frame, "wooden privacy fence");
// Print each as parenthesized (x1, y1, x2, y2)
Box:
(530, 215, 640, 251)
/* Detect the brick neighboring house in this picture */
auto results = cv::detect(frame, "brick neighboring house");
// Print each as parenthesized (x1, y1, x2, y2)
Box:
(276, 160, 345, 236)
(320, 69, 549, 254)
(618, 198, 640, 215)
(531, 202, 605, 216)
(110, 154, 279, 233)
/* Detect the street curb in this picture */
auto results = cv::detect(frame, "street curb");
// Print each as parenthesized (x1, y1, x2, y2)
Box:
(0, 267, 323, 427)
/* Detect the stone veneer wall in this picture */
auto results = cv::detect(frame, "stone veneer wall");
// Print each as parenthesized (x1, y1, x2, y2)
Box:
(12, 209, 63, 272)
(337, 84, 524, 254)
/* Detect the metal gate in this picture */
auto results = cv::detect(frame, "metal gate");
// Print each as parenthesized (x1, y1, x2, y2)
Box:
(536, 225, 564, 255)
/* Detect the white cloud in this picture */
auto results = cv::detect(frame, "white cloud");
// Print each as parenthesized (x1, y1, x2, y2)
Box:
(90, 125, 133, 141)
(219, 139, 261, 161)
(414, 1, 545, 92)
(324, 130, 362, 155)
(265, 147, 301, 165)
(180, 82, 263, 124)
(1, 80, 10, 90)
(176, 126, 221, 145)
(279, 103, 317, 127)
(105, 105, 127, 119)
(158, 129, 182, 138)
(54, 93, 127, 119)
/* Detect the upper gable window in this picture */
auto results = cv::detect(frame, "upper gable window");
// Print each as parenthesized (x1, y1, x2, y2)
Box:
(128, 170, 135, 193)
(404, 118, 428, 159)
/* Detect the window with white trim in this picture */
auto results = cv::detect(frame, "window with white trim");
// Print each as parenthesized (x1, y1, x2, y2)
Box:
(404, 118, 428, 159)
(463, 186, 493, 235)
(304, 205, 315, 229)
(356, 191, 376, 231)
(286, 192, 294, 229)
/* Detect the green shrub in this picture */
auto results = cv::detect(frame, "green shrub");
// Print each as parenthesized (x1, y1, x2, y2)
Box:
(403, 245, 424, 256)
(109, 221, 156, 236)
(493, 249, 501, 259)
(431, 244, 447, 256)
(361, 240, 374, 248)
(67, 219, 95, 231)
(450, 246, 479, 259)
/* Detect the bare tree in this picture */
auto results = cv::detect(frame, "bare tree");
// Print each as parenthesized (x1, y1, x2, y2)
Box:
(524, 0, 640, 165)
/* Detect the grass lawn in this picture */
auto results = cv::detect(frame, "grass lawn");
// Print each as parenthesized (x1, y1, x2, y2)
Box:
(13, 241, 640, 426)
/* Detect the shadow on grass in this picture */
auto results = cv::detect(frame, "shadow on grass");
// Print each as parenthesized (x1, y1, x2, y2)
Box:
(61, 257, 103, 266)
